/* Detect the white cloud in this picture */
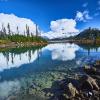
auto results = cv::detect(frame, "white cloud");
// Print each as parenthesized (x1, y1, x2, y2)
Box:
(50, 19, 78, 33)
(82, 3, 88, 7)
(42, 19, 79, 39)
(0, 13, 79, 39)
(84, 11, 93, 20)
(0, 80, 20, 98)
(75, 11, 84, 21)
(0, 50, 39, 72)
(0, 13, 37, 35)
(75, 11, 93, 22)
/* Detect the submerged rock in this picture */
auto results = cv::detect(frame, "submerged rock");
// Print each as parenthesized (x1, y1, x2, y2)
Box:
(84, 64, 100, 76)
(84, 65, 97, 74)
(47, 60, 100, 100)
(65, 83, 79, 98)
(95, 60, 100, 66)
(80, 75, 99, 91)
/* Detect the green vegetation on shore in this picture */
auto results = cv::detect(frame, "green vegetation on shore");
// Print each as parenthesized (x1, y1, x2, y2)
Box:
(0, 34, 47, 44)
(75, 27, 100, 40)
(0, 23, 47, 45)
(74, 27, 100, 44)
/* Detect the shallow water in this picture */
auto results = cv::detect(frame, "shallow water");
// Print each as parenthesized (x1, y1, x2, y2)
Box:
(0, 43, 100, 99)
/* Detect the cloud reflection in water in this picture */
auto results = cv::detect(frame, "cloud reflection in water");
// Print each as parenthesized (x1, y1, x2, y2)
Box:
(0, 80, 20, 98)
(42, 43, 80, 61)
(0, 43, 80, 72)
(0, 50, 39, 72)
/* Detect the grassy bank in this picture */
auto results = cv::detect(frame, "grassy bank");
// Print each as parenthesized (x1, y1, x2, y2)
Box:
(0, 34, 47, 48)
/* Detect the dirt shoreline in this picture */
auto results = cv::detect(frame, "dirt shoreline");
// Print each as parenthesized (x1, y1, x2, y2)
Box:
(70, 39, 100, 45)
(0, 42, 48, 49)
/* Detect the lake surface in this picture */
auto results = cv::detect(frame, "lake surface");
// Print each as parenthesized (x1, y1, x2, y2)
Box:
(0, 43, 100, 99)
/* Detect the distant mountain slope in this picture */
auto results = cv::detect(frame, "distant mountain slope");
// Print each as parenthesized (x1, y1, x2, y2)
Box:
(75, 27, 100, 39)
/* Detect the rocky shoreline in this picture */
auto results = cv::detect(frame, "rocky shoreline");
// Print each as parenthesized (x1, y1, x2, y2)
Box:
(44, 60, 100, 100)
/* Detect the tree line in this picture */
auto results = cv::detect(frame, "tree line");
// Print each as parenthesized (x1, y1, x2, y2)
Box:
(0, 23, 40, 37)
(0, 23, 47, 43)
(75, 27, 100, 40)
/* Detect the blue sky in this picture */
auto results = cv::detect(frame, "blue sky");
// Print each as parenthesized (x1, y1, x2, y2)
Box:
(0, 0, 100, 32)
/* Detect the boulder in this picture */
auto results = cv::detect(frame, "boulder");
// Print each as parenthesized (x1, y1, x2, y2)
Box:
(80, 75, 99, 91)
(84, 65, 100, 76)
(64, 83, 79, 98)
(95, 60, 100, 66)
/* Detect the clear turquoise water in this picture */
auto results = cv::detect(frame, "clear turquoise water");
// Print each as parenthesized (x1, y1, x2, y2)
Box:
(0, 43, 100, 99)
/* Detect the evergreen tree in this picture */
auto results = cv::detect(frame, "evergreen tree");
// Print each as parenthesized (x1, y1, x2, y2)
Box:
(1, 23, 4, 37)
(31, 32, 33, 37)
(1, 23, 6, 38)
(36, 24, 38, 37)
(26, 24, 30, 36)
(24, 30, 26, 36)
(27, 26, 30, 36)
(7, 23, 11, 36)
(17, 26, 19, 34)
(3, 27, 7, 37)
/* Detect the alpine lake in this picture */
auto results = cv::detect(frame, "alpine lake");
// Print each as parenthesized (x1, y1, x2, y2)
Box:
(0, 43, 100, 100)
